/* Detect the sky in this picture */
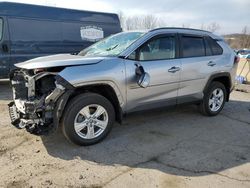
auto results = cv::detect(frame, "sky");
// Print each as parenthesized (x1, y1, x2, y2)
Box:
(1, 0, 249, 34)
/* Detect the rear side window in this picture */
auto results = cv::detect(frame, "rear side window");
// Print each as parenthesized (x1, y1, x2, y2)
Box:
(0, 18, 3, 41)
(182, 36, 205, 58)
(206, 37, 223, 55)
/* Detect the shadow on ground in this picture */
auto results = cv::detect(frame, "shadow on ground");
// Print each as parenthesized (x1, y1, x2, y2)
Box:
(41, 99, 250, 177)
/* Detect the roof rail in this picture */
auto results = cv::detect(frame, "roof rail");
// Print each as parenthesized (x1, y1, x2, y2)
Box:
(149, 27, 212, 33)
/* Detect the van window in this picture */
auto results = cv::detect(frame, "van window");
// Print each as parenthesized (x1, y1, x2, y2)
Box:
(8, 18, 62, 41)
(8, 18, 64, 54)
(138, 36, 176, 61)
(0, 18, 3, 41)
(207, 37, 223, 55)
(182, 36, 205, 58)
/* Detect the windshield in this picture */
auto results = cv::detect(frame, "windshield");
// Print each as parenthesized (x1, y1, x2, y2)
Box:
(0, 18, 3, 41)
(239, 50, 250, 55)
(78, 32, 144, 57)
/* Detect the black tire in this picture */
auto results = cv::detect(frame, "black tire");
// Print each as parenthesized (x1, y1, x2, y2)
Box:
(199, 81, 227, 116)
(62, 93, 115, 146)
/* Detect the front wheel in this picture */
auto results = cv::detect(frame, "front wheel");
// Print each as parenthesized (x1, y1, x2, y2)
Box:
(62, 93, 115, 146)
(199, 81, 227, 116)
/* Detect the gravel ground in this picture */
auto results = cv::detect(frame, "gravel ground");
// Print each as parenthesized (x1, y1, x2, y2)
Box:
(0, 80, 250, 188)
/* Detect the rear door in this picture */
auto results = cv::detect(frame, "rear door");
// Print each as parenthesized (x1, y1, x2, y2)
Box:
(177, 34, 220, 103)
(0, 16, 10, 78)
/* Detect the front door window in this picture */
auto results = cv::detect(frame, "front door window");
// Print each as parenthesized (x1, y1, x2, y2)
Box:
(138, 36, 176, 61)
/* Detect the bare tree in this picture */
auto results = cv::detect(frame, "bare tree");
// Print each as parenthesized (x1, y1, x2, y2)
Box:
(125, 16, 141, 30)
(240, 26, 250, 48)
(224, 26, 250, 49)
(118, 11, 126, 31)
(182, 23, 190, 28)
(206, 22, 220, 32)
(199, 22, 221, 32)
(141, 15, 158, 29)
(200, 23, 205, 30)
(119, 13, 223, 35)
(44, 0, 56, 6)
(118, 13, 161, 31)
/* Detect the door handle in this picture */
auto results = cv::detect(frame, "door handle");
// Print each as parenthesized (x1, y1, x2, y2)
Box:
(2, 44, 9, 53)
(208, 61, 216, 67)
(168, 66, 180, 73)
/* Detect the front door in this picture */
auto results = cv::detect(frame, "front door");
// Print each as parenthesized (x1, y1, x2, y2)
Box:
(125, 34, 181, 112)
(0, 16, 10, 78)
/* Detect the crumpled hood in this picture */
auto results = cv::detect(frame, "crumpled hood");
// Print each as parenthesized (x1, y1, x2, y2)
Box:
(15, 54, 104, 69)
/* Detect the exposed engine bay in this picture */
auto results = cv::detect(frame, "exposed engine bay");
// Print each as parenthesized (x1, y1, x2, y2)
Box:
(8, 68, 73, 135)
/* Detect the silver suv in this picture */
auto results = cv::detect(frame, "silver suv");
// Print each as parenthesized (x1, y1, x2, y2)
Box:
(9, 28, 238, 145)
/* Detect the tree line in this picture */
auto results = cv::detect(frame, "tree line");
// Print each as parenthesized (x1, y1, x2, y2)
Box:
(118, 12, 250, 49)
(224, 26, 250, 49)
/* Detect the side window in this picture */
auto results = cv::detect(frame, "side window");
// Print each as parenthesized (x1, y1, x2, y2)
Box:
(182, 36, 205, 58)
(138, 36, 175, 61)
(207, 37, 223, 55)
(0, 18, 3, 41)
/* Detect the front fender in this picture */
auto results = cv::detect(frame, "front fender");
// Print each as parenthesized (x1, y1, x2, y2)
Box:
(58, 59, 126, 108)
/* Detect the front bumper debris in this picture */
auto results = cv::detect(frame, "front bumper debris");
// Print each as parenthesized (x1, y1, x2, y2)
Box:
(8, 101, 50, 135)
(8, 69, 72, 135)
(8, 102, 20, 128)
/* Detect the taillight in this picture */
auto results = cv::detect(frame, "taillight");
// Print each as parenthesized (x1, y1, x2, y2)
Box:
(234, 55, 240, 64)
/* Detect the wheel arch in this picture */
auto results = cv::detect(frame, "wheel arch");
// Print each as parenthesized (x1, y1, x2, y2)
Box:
(203, 72, 232, 101)
(56, 83, 123, 126)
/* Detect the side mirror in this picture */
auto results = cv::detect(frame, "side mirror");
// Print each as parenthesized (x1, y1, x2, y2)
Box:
(138, 72, 150, 88)
(135, 63, 150, 88)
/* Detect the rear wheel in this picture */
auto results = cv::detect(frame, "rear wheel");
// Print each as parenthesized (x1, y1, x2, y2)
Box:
(62, 93, 115, 146)
(199, 81, 227, 116)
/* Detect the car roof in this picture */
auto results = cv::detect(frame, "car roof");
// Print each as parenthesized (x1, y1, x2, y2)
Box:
(149, 27, 211, 33)
(148, 27, 223, 40)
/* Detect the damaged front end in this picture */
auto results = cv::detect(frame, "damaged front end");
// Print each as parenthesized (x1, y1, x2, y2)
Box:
(8, 68, 74, 135)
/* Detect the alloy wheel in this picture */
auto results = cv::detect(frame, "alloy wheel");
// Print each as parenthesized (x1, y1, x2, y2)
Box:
(74, 104, 109, 139)
(209, 88, 224, 112)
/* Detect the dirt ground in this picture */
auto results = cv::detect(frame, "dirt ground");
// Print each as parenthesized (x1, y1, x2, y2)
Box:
(0, 80, 250, 188)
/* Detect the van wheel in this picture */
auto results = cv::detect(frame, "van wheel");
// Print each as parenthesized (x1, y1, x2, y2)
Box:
(62, 93, 115, 146)
(199, 81, 227, 116)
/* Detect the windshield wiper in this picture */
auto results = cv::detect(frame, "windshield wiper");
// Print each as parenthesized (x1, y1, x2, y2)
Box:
(106, 44, 119, 51)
